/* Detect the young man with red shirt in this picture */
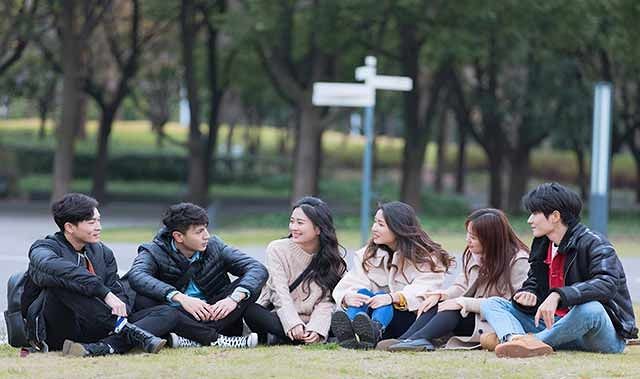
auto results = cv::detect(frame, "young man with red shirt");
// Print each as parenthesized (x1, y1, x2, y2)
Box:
(480, 183, 638, 357)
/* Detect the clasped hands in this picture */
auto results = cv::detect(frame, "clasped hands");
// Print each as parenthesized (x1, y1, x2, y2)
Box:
(173, 293, 238, 321)
(342, 292, 393, 309)
(513, 291, 560, 330)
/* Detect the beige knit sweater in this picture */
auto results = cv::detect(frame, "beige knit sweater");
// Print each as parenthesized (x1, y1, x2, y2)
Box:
(257, 238, 336, 338)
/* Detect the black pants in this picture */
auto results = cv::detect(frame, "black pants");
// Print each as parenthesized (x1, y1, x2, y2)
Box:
(133, 280, 258, 346)
(42, 287, 178, 352)
(243, 303, 297, 344)
(381, 309, 417, 339)
(400, 308, 475, 341)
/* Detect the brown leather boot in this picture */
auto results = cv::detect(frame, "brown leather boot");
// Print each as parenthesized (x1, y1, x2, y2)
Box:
(480, 332, 499, 352)
(495, 334, 553, 358)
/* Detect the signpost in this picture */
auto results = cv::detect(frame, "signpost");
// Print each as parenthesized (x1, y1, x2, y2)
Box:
(312, 56, 413, 244)
(589, 82, 612, 236)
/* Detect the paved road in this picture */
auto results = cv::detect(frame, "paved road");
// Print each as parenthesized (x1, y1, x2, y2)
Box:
(2, 200, 640, 343)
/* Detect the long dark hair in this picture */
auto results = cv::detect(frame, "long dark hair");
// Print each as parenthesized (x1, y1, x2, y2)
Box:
(289, 197, 347, 301)
(462, 208, 529, 296)
(362, 201, 454, 275)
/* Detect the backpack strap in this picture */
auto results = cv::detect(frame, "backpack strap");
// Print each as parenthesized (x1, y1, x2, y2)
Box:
(288, 265, 313, 293)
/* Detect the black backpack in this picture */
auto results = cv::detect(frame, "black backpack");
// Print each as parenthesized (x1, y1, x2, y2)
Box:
(4, 271, 30, 348)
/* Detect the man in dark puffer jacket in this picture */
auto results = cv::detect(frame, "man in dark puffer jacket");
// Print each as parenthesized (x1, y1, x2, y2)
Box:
(23, 193, 176, 357)
(128, 202, 268, 348)
(481, 183, 638, 358)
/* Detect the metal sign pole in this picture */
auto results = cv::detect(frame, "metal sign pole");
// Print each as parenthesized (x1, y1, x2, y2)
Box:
(589, 82, 612, 235)
(360, 56, 377, 245)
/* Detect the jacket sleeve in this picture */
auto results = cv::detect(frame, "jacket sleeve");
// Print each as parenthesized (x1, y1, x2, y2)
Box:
(99, 245, 130, 303)
(264, 245, 305, 333)
(552, 242, 619, 307)
(28, 244, 110, 299)
(216, 237, 268, 298)
(399, 266, 445, 312)
(305, 295, 335, 339)
(444, 271, 470, 300)
(128, 249, 177, 301)
(332, 249, 372, 308)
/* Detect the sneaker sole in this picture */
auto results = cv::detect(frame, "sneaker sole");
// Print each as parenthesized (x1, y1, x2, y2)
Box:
(352, 313, 376, 347)
(495, 343, 553, 358)
(247, 333, 258, 348)
(62, 340, 88, 357)
(148, 339, 167, 354)
(331, 311, 355, 343)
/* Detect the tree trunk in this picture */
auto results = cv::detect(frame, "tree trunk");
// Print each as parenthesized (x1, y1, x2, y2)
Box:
(629, 134, 640, 203)
(434, 111, 448, 193)
(573, 142, 588, 201)
(400, 127, 428, 209)
(455, 115, 467, 194)
(506, 148, 531, 213)
(225, 122, 235, 174)
(291, 103, 321, 202)
(181, 0, 206, 206)
(203, 9, 223, 191)
(52, 1, 81, 201)
(487, 153, 504, 209)
(91, 109, 116, 202)
(38, 108, 47, 140)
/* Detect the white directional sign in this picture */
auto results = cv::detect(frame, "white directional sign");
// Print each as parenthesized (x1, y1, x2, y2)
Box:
(312, 82, 375, 107)
(369, 75, 413, 91)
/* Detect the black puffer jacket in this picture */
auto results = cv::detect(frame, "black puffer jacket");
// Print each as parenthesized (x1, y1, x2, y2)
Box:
(26, 232, 123, 301)
(514, 223, 638, 339)
(128, 228, 268, 303)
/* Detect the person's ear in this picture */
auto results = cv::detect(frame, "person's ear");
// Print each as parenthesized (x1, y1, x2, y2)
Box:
(550, 210, 562, 224)
(172, 230, 184, 243)
(314, 226, 320, 236)
(64, 222, 75, 234)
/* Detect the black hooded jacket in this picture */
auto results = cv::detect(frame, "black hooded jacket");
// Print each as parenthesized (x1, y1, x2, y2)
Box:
(128, 228, 268, 303)
(514, 222, 638, 339)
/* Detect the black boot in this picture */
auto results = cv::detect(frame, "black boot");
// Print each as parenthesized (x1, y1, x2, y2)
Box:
(120, 323, 166, 354)
(62, 339, 115, 357)
(331, 310, 359, 349)
(352, 313, 383, 349)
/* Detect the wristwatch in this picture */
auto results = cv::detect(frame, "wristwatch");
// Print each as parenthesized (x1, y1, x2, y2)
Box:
(228, 290, 245, 303)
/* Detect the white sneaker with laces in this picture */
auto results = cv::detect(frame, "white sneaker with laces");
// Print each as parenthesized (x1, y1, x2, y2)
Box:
(212, 333, 258, 349)
(169, 333, 202, 348)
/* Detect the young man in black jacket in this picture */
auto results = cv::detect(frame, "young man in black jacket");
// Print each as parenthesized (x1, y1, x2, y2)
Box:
(127, 202, 269, 348)
(481, 183, 638, 357)
(23, 193, 176, 357)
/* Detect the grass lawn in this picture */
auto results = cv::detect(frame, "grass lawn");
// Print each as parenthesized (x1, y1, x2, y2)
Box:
(1, 339, 639, 378)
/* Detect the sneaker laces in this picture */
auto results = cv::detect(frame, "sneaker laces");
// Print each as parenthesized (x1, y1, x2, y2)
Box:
(172, 334, 201, 348)
(212, 334, 251, 349)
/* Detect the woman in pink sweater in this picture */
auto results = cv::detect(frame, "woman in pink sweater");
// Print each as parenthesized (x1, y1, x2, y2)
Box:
(331, 201, 455, 349)
(244, 197, 347, 344)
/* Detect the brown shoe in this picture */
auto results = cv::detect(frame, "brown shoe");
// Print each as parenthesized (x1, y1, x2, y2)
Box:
(376, 339, 400, 351)
(495, 334, 553, 358)
(480, 332, 499, 352)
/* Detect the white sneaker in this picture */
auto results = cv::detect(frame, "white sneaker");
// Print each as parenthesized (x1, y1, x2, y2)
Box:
(212, 333, 258, 349)
(169, 333, 202, 348)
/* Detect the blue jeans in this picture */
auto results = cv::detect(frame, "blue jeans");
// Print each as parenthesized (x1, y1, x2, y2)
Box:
(481, 297, 626, 353)
(345, 288, 394, 328)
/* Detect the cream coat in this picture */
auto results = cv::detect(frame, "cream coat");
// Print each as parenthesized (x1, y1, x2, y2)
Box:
(442, 249, 530, 349)
(332, 247, 447, 312)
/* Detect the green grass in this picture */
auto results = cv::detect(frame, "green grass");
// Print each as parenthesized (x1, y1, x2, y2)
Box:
(1, 340, 640, 378)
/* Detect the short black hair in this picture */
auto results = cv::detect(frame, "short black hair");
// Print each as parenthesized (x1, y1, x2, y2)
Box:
(522, 182, 582, 226)
(51, 193, 99, 231)
(162, 202, 209, 234)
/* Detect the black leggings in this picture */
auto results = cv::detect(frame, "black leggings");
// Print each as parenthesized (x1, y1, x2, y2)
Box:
(243, 303, 295, 344)
(400, 308, 475, 341)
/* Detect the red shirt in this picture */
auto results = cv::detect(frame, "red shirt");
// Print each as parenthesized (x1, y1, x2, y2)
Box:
(544, 242, 568, 317)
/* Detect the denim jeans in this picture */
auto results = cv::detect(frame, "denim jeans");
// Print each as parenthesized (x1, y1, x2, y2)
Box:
(345, 288, 394, 328)
(481, 297, 626, 353)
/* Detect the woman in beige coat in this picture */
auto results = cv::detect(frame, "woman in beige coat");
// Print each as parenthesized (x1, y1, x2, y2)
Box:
(330, 201, 455, 349)
(383, 208, 530, 351)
